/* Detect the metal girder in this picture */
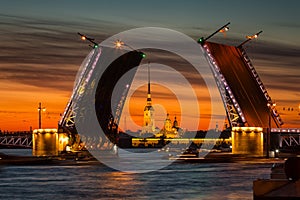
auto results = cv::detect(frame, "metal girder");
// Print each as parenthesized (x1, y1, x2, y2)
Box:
(59, 48, 101, 131)
(279, 134, 300, 147)
(0, 135, 32, 148)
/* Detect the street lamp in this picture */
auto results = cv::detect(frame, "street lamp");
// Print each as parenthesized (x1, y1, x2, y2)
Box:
(77, 33, 147, 58)
(77, 32, 99, 48)
(113, 39, 146, 58)
(219, 26, 229, 37)
(237, 30, 263, 48)
(113, 39, 135, 50)
(114, 39, 124, 49)
(38, 102, 46, 129)
(266, 102, 276, 158)
(197, 22, 230, 45)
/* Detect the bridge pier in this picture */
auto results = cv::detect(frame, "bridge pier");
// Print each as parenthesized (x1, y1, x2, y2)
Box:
(32, 129, 70, 157)
(32, 129, 60, 156)
(231, 127, 265, 157)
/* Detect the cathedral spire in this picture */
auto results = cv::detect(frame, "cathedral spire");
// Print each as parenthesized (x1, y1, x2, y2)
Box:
(147, 62, 152, 105)
(142, 62, 155, 135)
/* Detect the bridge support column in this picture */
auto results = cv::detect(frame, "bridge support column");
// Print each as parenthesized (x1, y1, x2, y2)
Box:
(32, 129, 59, 156)
(231, 127, 265, 157)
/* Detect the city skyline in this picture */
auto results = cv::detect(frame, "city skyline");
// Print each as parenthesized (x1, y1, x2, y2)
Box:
(0, 1, 299, 131)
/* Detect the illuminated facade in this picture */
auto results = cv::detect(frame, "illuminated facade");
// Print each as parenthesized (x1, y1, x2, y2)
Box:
(155, 114, 180, 138)
(164, 113, 172, 131)
(32, 129, 59, 156)
(32, 129, 69, 156)
(231, 127, 265, 156)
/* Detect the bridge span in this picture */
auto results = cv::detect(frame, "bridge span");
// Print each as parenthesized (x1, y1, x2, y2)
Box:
(203, 42, 282, 128)
(54, 32, 297, 156)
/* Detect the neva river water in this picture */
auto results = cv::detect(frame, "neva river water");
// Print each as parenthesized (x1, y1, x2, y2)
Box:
(0, 149, 271, 200)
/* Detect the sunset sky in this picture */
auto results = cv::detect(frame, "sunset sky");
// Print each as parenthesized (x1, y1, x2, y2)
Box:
(0, 0, 299, 131)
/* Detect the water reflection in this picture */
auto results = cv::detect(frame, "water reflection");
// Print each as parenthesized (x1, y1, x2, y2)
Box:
(0, 149, 271, 200)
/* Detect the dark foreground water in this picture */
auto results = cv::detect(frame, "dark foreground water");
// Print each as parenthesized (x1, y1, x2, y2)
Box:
(0, 149, 271, 200)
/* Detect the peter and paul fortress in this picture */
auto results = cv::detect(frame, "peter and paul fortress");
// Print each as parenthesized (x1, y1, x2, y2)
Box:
(140, 63, 181, 138)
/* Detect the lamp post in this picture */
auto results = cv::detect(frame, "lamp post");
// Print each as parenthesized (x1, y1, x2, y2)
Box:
(38, 102, 46, 129)
(267, 102, 276, 158)
(197, 22, 230, 45)
(77, 33, 147, 58)
(113, 39, 146, 58)
(77, 32, 99, 48)
(237, 30, 263, 48)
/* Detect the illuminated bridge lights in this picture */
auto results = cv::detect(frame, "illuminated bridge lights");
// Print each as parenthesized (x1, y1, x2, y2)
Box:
(114, 39, 124, 49)
(197, 37, 205, 45)
(202, 43, 246, 125)
(232, 127, 263, 133)
(140, 52, 146, 58)
(131, 138, 232, 147)
(271, 128, 300, 133)
(231, 127, 264, 156)
(78, 32, 99, 49)
(198, 22, 230, 45)
(113, 39, 146, 59)
(239, 47, 283, 126)
(33, 128, 58, 134)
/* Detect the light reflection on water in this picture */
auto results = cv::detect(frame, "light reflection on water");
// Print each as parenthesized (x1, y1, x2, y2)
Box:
(0, 149, 271, 200)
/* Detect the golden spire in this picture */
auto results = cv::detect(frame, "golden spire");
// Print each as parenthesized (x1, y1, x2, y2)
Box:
(147, 62, 152, 106)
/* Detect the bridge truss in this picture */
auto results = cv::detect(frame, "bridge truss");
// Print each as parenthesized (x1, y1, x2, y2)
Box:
(0, 135, 32, 148)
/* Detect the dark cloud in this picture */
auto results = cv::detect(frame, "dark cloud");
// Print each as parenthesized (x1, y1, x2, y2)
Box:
(245, 43, 300, 96)
(0, 13, 122, 64)
(245, 41, 300, 63)
(139, 49, 208, 88)
(271, 21, 300, 30)
(0, 14, 299, 102)
(0, 14, 117, 91)
(0, 64, 77, 91)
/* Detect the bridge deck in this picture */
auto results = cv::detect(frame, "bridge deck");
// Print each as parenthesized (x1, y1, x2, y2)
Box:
(206, 42, 279, 128)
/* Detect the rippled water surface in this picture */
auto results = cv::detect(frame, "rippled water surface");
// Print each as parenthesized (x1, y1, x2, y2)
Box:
(0, 149, 271, 200)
